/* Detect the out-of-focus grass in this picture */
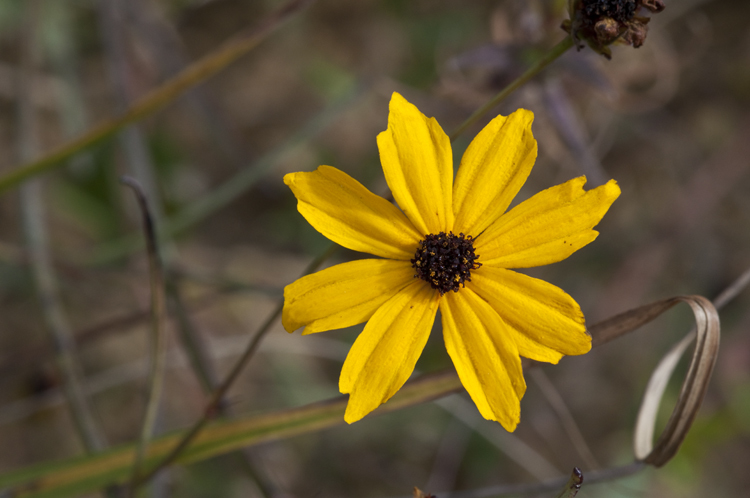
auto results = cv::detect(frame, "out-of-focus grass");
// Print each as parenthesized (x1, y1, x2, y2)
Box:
(0, 0, 748, 497)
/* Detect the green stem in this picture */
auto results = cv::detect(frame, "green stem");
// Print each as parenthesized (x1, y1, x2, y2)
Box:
(87, 85, 362, 266)
(0, 0, 315, 197)
(449, 36, 574, 141)
(554, 468, 584, 498)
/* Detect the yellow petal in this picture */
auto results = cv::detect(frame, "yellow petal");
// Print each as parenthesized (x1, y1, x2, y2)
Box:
(477, 177, 621, 268)
(282, 259, 415, 334)
(453, 109, 537, 236)
(284, 166, 422, 260)
(440, 288, 525, 431)
(469, 267, 590, 363)
(340, 280, 439, 423)
(376, 92, 454, 235)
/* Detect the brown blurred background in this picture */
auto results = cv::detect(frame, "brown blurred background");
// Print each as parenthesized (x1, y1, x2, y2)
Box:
(0, 0, 749, 496)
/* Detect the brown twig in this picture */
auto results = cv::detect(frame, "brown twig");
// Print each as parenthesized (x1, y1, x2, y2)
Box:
(120, 177, 169, 496)
(554, 468, 584, 498)
(17, 0, 108, 455)
(133, 242, 339, 485)
(529, 369, 600, 470)
(433, 462, 642, 498)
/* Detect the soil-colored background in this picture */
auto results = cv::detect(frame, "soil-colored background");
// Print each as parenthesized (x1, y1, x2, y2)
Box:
(0, 0, 748, 496)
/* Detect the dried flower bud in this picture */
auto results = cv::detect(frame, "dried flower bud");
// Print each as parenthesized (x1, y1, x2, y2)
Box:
(624, 19, 649, 48)
(594, 17, 621, 44)
(563, 0, 665, 58)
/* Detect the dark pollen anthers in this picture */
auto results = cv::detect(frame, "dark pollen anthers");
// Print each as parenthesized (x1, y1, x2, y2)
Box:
(411, 231, 481, 295)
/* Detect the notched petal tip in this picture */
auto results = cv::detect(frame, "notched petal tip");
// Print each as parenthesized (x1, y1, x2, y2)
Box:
(495, 411, 521, 432)
(282, 171, 296, 187)
(476, 389, 522, 432)
(601, 178, 622, 200)
(510, 107, 535, 125)
(478, 174, 621, 268)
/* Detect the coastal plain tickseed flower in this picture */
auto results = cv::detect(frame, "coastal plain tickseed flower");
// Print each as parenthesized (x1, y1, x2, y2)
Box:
(282, 92, 620, 431)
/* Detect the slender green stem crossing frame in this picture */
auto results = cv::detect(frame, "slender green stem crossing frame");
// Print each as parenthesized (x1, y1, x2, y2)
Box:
(0, 0, 315, 196)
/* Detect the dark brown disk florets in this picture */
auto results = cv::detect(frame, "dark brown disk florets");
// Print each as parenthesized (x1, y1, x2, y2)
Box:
(411, 232, 481, 295)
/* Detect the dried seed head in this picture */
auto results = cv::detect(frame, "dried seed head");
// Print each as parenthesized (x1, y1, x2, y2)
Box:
(594, 17, 622, 44)
(563, 0, 666, 58)
(624, 19, 649, 48)
(583, 0, 637, 26)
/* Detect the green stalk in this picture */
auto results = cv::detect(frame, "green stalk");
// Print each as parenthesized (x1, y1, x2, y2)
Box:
(449, 36, 574, 141)
(0, 0, 315, 196)
(0, 370, 462, 498)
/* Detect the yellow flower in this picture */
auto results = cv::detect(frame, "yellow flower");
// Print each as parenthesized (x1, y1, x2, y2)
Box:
(282, 92, 620, 431)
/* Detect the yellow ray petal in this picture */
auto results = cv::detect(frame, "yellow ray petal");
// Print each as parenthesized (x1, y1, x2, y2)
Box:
(284, 166, 422, 260)
(340, 280, 439, 423)
(452, 109, 537, 236)
(377, 92, 454, 235)
(440, 288, 525, 431)
(282, 259, 416, 334)
(469, 267, 590, 363)
(477, 177, 620, 268)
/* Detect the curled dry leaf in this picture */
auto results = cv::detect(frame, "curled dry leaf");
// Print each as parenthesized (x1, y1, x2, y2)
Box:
(588, 295, 720, 467)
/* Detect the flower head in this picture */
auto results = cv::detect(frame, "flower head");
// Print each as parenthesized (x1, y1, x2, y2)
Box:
(562, 0, 666, 59)
(282, 92, 620, 431)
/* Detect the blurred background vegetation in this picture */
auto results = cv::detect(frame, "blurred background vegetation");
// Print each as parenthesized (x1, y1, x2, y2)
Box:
(0, 0, 748, 496)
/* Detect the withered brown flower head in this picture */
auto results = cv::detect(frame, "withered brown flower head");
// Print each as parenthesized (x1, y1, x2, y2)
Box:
(562, 0, 666, 59)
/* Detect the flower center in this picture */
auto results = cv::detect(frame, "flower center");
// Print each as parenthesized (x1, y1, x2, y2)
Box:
(411, 232, 481, 295)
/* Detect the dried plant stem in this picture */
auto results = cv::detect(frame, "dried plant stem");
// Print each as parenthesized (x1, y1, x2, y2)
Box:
(90, 84, 363, 265)
(529, 369, 600, 470)
(166, 281, 221, 395)
(17, 0, 108, 455)
(125, 0, 249, 169)
(20, 190, 109, 453)
(121, 178, 169, 496)
(134, 242, 339, 485)
(0, 280, 271, 380)
(554, 468, 583, 498)
(99, 0, 163, 218)
(0, 0, 316, 196)
(129, 37, 580, 483)
(439, 463, 642, 498)
(449, 36, 574, 141)
(713, 265, 750, 310)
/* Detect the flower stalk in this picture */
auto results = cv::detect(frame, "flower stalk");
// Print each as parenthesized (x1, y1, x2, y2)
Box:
(449, 36, 574, 141)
